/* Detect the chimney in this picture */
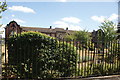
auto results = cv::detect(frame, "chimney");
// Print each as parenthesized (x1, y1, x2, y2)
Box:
(66, 27, 68, 30)
(50, 26, 52, 29)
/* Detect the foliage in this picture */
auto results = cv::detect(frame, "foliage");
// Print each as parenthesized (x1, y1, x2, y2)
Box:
(90, 62, 120, 76)
(0, 1, 7, 18)
(79, 61, 120, 77)
(99, 20, 117, 43)
(64, 34, 74, 41)
(73, 30, 91, 42)
(104, 40, 120, 63)
(64, 30, 91, 42)
(64, 30, 91, 50)
(97, 20, 119, 64)
(7, 31, 77, 79)
(55, 41, 77, 77)
(0, 1, 7, 33)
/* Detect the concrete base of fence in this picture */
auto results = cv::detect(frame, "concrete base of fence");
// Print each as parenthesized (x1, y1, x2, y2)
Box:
(64, 75, 120, 80)
(1, 75, 120, 80)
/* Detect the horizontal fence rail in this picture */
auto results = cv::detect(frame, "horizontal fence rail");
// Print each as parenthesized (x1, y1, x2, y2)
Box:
(1, 36, 120, 79)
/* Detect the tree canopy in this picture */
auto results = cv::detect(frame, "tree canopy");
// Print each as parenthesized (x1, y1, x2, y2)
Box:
(64, 30, 91, 44)
(0, 1, 7, 19)
(0, 1, 7, 34)
(99, 20, 117, 42)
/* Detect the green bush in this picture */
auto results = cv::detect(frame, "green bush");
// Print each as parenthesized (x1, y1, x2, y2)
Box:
(7, 31, 77, 79)
(55, 42, 77, 77)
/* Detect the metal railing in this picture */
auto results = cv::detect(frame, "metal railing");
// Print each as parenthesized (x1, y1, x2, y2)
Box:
(1, 36, 120, 79)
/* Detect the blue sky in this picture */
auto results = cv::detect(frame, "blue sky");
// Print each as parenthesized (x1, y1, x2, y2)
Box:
(0, 1, 118, 37)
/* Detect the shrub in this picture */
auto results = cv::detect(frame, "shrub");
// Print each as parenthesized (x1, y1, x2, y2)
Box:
(55, 41, 77, 77)
(7, 31, 77, 79)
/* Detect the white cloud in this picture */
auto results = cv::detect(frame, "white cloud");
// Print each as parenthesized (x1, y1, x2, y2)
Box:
(53, 21, 68, 27)
(108, 14, 118, 21)
(91, 16, 106, 22)
(68, 25, 83, 30)
(62, 17, 81, 24)
(53, 17, 82, 31)
(11, 18, 26, 24)
(12, 14, 15, 17)
(91, 13, 118, 22)
(8, 6, 36, 13)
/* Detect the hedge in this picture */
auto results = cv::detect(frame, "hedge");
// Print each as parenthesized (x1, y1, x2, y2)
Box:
(7, 31, 77, 79)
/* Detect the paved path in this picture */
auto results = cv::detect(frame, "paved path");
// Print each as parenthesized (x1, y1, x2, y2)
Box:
(66, 75, 120, 80)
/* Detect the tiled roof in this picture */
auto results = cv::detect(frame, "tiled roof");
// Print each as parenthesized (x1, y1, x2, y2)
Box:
(21, 26, 74, 34)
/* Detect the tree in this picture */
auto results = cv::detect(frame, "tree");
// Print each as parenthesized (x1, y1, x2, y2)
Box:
(0, 1, 7, 18)
(64, 30, 91, 47)
(96, 20, 118, 64)
(99, 20, 117, 43)
(0, 1, 7, 34)
(73, 30, 91, 42)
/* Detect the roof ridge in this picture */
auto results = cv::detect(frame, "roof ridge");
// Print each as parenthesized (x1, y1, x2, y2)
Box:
(21, 26, 49, 29)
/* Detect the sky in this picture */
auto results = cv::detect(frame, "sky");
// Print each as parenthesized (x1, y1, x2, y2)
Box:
(0, 0, 119, 37)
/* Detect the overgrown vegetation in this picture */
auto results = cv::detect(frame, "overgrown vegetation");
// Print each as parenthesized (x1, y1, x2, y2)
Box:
(7, 31, 77, 79)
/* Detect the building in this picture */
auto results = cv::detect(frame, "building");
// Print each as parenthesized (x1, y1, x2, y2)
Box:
(5, 21, 74, 39)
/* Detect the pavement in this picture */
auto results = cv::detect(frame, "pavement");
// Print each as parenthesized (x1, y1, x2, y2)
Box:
(65, 75, 120, 80)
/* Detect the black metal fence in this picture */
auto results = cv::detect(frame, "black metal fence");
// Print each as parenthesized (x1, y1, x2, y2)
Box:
(1, 35, 120, 79)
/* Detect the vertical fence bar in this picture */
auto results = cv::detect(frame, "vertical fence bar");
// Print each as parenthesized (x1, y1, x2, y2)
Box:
(81, 41, 84, 77)
(72, 39, 74, 77)
(112, 40, 114, 73)
(110, 41, 112, 70)
(78, 41, 80, 77)
(84, 42, 86, 76)
(89, 41, 92, 76)
(24, 37, 26, 79)
(54, 38, 57, 78)
(108, 40, 110, 74)
(87, 41, 89, 77)
(117, 39, 120, 74)
(87, 41, 90, 77)
(91, 41, 93, 76)
(19, 35, 22, 79)
(92, 41, 96, 76)
(62, 38, 65, 77)
(102, 40, 105, 75)
(16, 36, 18, 79)
(43, 36, 46, 79)
(31, 38, 33, 79)
(26, 38, 29, 79)
(0, 36, 2, 80)
(115, 40, 117, 74)
(75, 40, 78, 77)
(58, 38, 60, 77)
(104, 39, 107, 74)
(4, 37, 7, 79)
